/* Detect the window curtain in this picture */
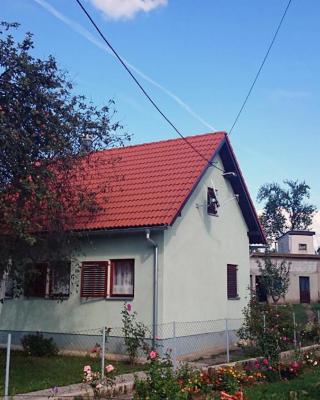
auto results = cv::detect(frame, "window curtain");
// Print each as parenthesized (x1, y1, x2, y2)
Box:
(113, 260, 133, 295)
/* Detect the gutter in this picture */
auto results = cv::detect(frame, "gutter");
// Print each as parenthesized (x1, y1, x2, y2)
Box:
(75, 225, 167, 237)
(145, 229, 159, 344)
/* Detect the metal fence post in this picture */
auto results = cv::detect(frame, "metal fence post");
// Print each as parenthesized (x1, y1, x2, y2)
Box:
(263, 313, 266, 333)
(101, 327, 106, 379)
(172, 321, 177, 370)
(293, 312, 297, 348)
(4, 333, 11, 400)
(225, 319, 230, 363)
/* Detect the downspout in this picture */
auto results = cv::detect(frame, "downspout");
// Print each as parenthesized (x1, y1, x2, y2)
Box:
(146, 229, 158, 344)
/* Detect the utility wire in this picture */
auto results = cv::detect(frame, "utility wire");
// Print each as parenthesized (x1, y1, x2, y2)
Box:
(74, 0, 224, 172)
(228, 0, 293, 136)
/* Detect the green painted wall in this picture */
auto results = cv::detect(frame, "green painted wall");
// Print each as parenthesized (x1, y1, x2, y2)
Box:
(161, 155, 250, 324)
(0, 232, 164, 332)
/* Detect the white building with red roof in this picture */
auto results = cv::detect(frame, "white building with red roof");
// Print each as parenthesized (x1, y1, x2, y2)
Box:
(0, 132, 265, 356)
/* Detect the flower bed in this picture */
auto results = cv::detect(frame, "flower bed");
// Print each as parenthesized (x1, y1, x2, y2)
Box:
(132, 348, 320, 399)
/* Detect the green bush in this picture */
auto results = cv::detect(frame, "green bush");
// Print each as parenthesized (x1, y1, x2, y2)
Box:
(238, 295, 294, 362)
(121, 302, 150, 364)
(134, 351, 185, 400)
(21, 332, 58, 357)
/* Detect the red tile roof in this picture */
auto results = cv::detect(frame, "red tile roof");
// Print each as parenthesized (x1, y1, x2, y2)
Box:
(74, 132, 226, 231)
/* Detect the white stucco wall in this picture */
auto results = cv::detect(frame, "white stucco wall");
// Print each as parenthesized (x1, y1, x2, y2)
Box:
(161, 155, 250, 324)
(278, 234, 315, 255)
(0, 232, 164, 332)
(250, 255, 320, 304)
(290, 235, 315, 255)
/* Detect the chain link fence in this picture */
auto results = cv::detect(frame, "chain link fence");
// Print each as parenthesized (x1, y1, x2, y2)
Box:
(0, 318, 243, 397)
(2, 312, 319, 397)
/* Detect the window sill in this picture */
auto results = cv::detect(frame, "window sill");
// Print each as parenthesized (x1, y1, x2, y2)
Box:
(228, 296, 240, 301)
(80, 297, 134, 301)
(107, 297, 134, 301)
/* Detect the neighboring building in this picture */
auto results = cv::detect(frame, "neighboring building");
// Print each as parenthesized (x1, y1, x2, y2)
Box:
(251, 231, 320, 304)
(0, 132, 265, 355)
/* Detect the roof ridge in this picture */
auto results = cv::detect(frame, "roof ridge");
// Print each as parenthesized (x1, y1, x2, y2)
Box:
(97, 131, 226, 154)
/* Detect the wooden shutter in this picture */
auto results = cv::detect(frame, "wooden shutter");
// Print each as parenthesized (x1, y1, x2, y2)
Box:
(227, 264, 238, 299)
(81, 262, 108, 298)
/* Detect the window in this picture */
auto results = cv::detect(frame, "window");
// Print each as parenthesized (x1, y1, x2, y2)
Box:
(24, 264, 48, 298)
(227, 264, 238, 299)
(299, 243, 307, 251)
(80, 259, 134, 299)
(24, 262, 71, 299)
(111, 259, 134, 297)
(207, 187, 219, 215)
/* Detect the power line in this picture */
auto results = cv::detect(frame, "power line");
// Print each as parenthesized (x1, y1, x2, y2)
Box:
(74, 0, 225, 172)
(228, 0, 293, 136)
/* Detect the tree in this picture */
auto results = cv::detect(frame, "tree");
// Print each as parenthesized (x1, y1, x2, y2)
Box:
(257, 255, 290, 303)
(0, 22, 129, 289)
(257, 179, 317, 245)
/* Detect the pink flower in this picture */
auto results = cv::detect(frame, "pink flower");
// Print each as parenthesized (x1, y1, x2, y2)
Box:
(262, 359, 269, 366)
(126, 303, 132, 312)
(96, 383, 102, 389)
(149, 351, 157, 360)
(84, 365, 91, 372)
(291, 361, 300, 369)
(106, 364, 114, 373)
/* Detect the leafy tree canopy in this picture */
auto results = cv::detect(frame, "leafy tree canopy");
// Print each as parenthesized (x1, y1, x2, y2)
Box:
(257, 179, 317, 245)
(0, 22, 129, 281)
(258, 256, 290, 304)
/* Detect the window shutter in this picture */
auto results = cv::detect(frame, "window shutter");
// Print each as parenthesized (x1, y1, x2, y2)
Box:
(81, 262, 108, 298)
(227, 264, 238, 299)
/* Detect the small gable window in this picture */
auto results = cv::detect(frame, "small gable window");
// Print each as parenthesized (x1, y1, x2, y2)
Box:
(207, 187, 219, 216)
(227, 264, 238, 299)
(299, 243, 307, 251)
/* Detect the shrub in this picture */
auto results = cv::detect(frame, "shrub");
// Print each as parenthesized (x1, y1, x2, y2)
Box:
(134, 350, 185, 400)
(21, 332, 58, 356)
(121, 302, 150, 364)
(83, 364, 115, 398)
(299, 321, 320, 344)
(238, 296, 293, 362)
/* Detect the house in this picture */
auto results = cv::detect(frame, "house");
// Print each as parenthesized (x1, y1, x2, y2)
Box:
(0, 132, 265, 355)
(250, 231, 320, 304)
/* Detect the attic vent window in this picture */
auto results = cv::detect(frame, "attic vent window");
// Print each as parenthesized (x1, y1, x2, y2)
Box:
(207, 187, 219, 216)
(299, 243, 307, 251)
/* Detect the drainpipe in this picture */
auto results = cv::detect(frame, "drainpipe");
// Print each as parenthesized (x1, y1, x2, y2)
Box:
(146, 229, 158, 344)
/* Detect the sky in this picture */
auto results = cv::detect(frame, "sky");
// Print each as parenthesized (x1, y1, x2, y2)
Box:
(2, 0, 320, 245)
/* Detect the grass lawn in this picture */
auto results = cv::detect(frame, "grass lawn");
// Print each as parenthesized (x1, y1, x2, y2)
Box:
(244, 368, 320, 400)
(0, 350, 146, 395)
(290, 304, 309, 325)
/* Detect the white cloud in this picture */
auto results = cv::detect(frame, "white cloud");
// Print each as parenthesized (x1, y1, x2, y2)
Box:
(90, 0, 167, 20)
(270, 89, 311, 101)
